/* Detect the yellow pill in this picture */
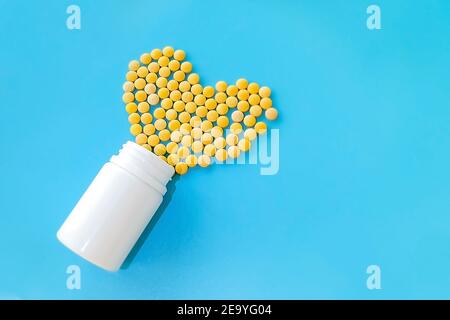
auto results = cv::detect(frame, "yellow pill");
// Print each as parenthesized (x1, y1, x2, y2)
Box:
(237, 89, 249, 101)
(159, 155, 167, 162)
(137, 66, 149, 78)
(158, 88, 170, 99)
(143, 124, 155, 135)
(173, 70, 185, 82)
(215, 148, 227, 162)
(123, 81, 134, 92)
(146, 72, 158, 83)
(173, 49, 186, 61)
(181, 135, 193, 147)
(194, 94, 206, 106)
(228, 145, 240, 158)
(168, 59, 180, 71)
(168, 119, 181, 131)
(197, 154, 211, 167)
(214, 137, 226, 149)
(248, 94, 261, 106)
(254, 121, 267, 134)
(153, 107, 166, 119)
(170, 130, 182, 143)
(250, 105, 262, 117)
(151, 49, 162, 59)
(173, 100, 185, 112)
(165, 109, 177, 121)
(167, 79, 178, 91)
(185, 101, 197, 113)
(134, 78, 146, 90)
(231, 110, 244, 122)
(141, 112, 153, 124)
(243, 114, 256, 127)
(147, 134, 160, 147)
(196, 106, 207, 118)
(147, 93, 160, 105)
(244, 128, 257, 141)
(154, 119, 167, 131)
(135, 90, 147, 102)
(247, 82, 259, 94)
(187, 73, 200, 85)
(180, 61, 192, 73)
(179, 81, 191, 92)
(191, 84, 203, 96)
(167, 153, 180, 166)
(177, 146, 190, 159)
(205, 98, 217, 110)
(159, 66, 170, 78)
(185, 154, 197, 167)
(182, 91, 194, 103)
(141, 144, 152, 151)
(265, 107, 278, 120)
(190, 116, 202, 128)
(135, 133, 148, 145)
(216, 103, 229, 115)
(122, 92, 134, 103)
(128, 113, 140, 124)
(201, 133, 213, 145)
(166, 141, 178, 154)
(191, 127, 203, 140)
(144, 83, 157, 94)
(207, 110, 219, 122)
(259, 86, 271, 98)
(158, 56, 170, 67)
(230, 122, 243, 134)
(128, 60, 140, 71)
(216, 115, 229, 128)
(175, 162, 188, 175)
(126, 71, 138, 82)
(179, 123, 192, 135)
(161, 98, 173, 109)
(158, 129, 171, 141)
(178, 111, 191, 123)
(238, 138, 251, 152)
(125, 102, 138, 114)
(162, 46, 174, 57)
(215, 81, 227, 92)
(203, 144, 216, 156)
(226, 96, 238, 108)
(130, 123, 142, 136)
(138, 102, 150, 113)
(170, 90, 182, 102)
(237, 101, 250, 113)
(203, 86, 215, 98)
(215, 92, 227, 104)
(156, 77, 168, 88)
(260, 97, 272, 109)
(192, 141, 204, 153)
(140, 53, 152, 64)
(226, 133, 238, 146)
(226, 85, 238, 96)
(153, 143, 166, 156)
(148, 62, 160, 73)
(236, 78, 248, 90)
(201, 120, 213, 132)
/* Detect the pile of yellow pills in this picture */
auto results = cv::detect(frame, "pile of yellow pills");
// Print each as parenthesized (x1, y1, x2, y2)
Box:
(123, 47, 279, 175)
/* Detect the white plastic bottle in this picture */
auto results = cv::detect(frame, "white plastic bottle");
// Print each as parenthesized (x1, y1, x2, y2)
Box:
(57, 141, 174, 271)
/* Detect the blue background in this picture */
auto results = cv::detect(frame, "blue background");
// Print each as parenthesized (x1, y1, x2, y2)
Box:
(1, 0, 449, 299)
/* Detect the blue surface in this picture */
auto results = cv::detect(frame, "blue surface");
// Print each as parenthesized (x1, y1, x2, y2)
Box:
(1, 0, 450, 299)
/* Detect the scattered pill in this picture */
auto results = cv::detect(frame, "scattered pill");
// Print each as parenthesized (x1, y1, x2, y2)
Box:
(173, 49, 186, 61)
(180, 61, 192, 73)
(237, 89, 249, 101)
(128, 113, 140, 124)
(123, 81, 135, 92)
(130, 123, 142, 136)
(153, 143, 166, 156)
(203, 144, 216, 156)
(158, 129, 171, 141)
(236, 78, 248, 90)
(128, 60, 140, 71)
(173, 70, 185, 82)
(162, 46, 174, 57)
(135, 133, 147, 145)
(247, 82, 259, 94)
(227, 146, 240, 158)
(192, 140, 203, 153)
(168, 60, 180, 71)
(167, 153, 180, 166)
(243, 114, 256, 127)
(254, 121, 267, 134)
(122, 92, 134, 103)
(143, 124, 155, 135)
(175, 162, 188, 175)
(214, 137, 226, 149)
(215, 81, 227, 92)
(265, 107, 278, 120)
(260, 97, 272, 109)
(230, 122, 243, 135)
(238, 138, 251, 152)
(216, 115, 229, 128)
(165, 109, 177, 121)
(187, 73, 200, 85)
(226, 96, 238, 108)
(226, 133, 238, 146)
(197, 154, 211, 167)
(170, 130, 182, 143)
(147, 93, 160, 105)
(173, 100, 185, 112)
(185, 154, 197, 167)
(168, 119, 181, 131)
(137, 66, 149, 78)
(126, 71, 138, 82)
(215, 148, 227, 162)
(201, 133, 213, 145)
(156, 77, 168, 88)
(166, 141, 179, 154)
(177, 146, 190, 159)
(148, 62, 160, 73)
(248, 94, 261, 106)
(141, 113, 153, 124)
(226, 85, 238, 97)
(150, 49, 162, 60)
(215, 92, 227, 104)
(154, 119, 167, 131)
(147, 134, 160, 146)
(231, 110, 244, 123)
(125, 102, 138, 114)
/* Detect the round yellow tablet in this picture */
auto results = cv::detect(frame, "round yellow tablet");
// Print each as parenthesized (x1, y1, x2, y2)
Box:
(147, 93, 160, 105)
(167, 79, 178, 91)
(169, 90, 181, 102)
(170, 130, 182, 143)
(226, 85, 238, 97)
(248, 94, 261, 106)
(237, 101, 250, 113)
(159, 155, 167, 162)
(203, 86, 215, 98)
(153, 107, 165, 119)
(237, 89, 249, 101)
(196, 106, 207, 118)
(243, 115, 256, 127)
(168, 119, 181, 131)
(154, 119, 167, 131)
(179, 123, 192, 135)
(260, 97, 272, 109)
(185, 101, 197, 113)
(158, 129, 171, 141)
(182, 92, 194, 103)
(166, 141, 179, 154)
(181, 135, 193, 147)
(135, 133, 148, 145)
(231, 110, 244, 123)
(135, 90, 147, 102)
(226, 133, 238, 146)
(179, 81, 191, 92)
(130, 123, 142, 136)
(250, 105, 262, 117)
(191, 127, 202, 140)
(215, 81, 227, 92)
(122, 92, 134, 103)
(168, 59, 180, 71)
(173, 100, 185, 112)
(141, 144, 152, 151)
(236, 78, 248, 90)
(147, 134, 160, 146)
(165, 109, 177, 121)
(258, 86, 271, 98)
(159, 66, 170, 78)
(197, 154, 211, 168)
(230, 122, 243, 135)
(173, 49, 186, 61)
(123, 81, 134, 92)
(178, 111, 191, 123)
(167, 153, 180, 166)
(177, 146, 190, 159)
(148, 62, 160, 73)
(265, 107, 278, 120)
(206, 110, 219, 122)
(158, 87, 170, 99)
(247, 82, 259, 94)
(161, 98, 173, 109)
(141, 112, 153, 124)
(180, 61, 192, 73)
(214, 137, 226, 149)
(134, 78, 146, 90)
(125, 102, 138, 114)
(215, 92, 227, 104)
(187, 73, 200, 85)
(126, 71, 138, 82)
(137, 66, 149, 78)
(210, 126, 223, 138)
(140, 53, 152, 64)
(185, 154, 197, 167)
(156, 77, 168, 88)
(201, 133, 213, 145)
(128, 60, 140, 71)
(238, 138, 251, 152)
(227, 145, 240, 158)
(146, 72, 157, 83)
(226, 96, 238, 108)
(215, 148, 227, 162)
(192, 140, 203, 153)
(216, 103, 228, 115)
(143, 124, 155, 135)
(190, 116, 202, 128)
(153, 143, 166, 156)
(205, 98, 217, 110)
(144, 83, 157, 95)
(175, 162, 188, 175)
(203, 144, 216, 157)
(150, 48, 162, 60)
(254, 121, 267, 134)
(244, 128, 257, 141)
(216, 115, 229, 128)
(201, 120, 213, 132)
(162, 46, 174, 57)
(191, 84, 203, 96)
(194, 94, 206, 106)
(128, 112, 140, 124)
